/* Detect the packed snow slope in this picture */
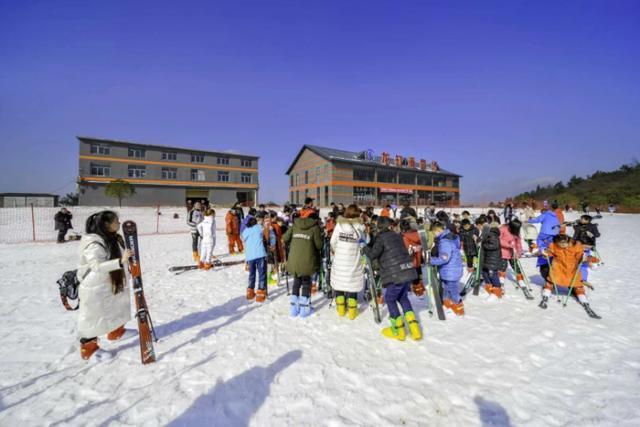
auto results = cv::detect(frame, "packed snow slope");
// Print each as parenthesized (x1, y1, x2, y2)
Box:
(0, 211, 639, 426)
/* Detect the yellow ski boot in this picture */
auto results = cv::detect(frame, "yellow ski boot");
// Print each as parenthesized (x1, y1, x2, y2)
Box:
(404, 311, 422, 341)
(347, 297, 358, 320)
(336, 295, 346, 317)
(381, 317, 406, 341)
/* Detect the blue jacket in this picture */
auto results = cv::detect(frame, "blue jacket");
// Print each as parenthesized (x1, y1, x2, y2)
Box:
(430, 229, 463, 281)
(241, 224, 267, 261)
(528, 211, 560, 236)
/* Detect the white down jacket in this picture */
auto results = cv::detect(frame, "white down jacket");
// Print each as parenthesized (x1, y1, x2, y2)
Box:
(330, 217, 367, 293)
(76, 234, 131, 338)
(519, 207, 539, 240)
(197, 216, 217, 245)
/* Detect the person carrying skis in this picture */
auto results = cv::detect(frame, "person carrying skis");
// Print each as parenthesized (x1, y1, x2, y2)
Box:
(283, 210, 323, 318)
(225, 208, 244, 254)
(528, 208, 561, 283)
(76, 211, 135, 361)
(459, 219, 479, 273)
(481, 222, 503, 298)
(196, 208, 216, 270)
(498, 219, 525, 287)
(429, 221, 465, 316)
(364, 216, 422, 341)
(538, 234, 600, 318)
(330, 204, 367, 319)
(241, 216, 268, 302)
(54, 207, 73, 243)
(187, 202, 204, 262)
(399, 219, 425, 297)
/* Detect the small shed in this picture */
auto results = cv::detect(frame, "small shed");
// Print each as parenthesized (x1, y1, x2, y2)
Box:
(0, 193, 59, 207)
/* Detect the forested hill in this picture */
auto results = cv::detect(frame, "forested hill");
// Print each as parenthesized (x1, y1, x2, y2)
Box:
(510, 162, 640, 212)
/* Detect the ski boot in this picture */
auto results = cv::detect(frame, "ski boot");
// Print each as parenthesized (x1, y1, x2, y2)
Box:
(198, 261, 205, 269)
(80, 338, 112, 361)
(290, 295, 299, 317)
(491, 286, 503, 299)
(376, 291, 384, 305)
(268, 271, 278, 286)
(404, 311, 422, 340)
(452, 301, 465, 316)
(256, 289, 267, 303)
(412, 282, 425, 297)
(381, 317, 406, 341)
(484, 283, 494, 295)
(192, 251, 200, 262)
(347, 297, 358, 320)
(246, 288, 255, 301)
(538, 296, 549, 309)
(204, 263, 213, 270)
(336, 295, 346, 317)
(311, 281, 318, 295)
(299, 296, 311, 318)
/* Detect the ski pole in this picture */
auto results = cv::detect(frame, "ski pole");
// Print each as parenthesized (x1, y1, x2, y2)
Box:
(563, 255, 586, 307)
(512, 249, 533, 292)
(543, 253, 562, 303)
(592, 247, 604, 265)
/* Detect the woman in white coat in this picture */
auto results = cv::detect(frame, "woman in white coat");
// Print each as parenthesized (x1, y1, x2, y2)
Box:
(518, 202, 539, 254)
(329, 204, 368, 320)
(77, 211, 133, 361)
(197, 208, 217, 269)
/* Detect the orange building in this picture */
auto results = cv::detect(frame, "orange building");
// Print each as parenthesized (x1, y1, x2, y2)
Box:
(285, 145, 461, 207)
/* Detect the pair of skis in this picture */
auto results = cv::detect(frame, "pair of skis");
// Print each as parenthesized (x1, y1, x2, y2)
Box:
(168, 259, 246, 274)
(362, 252, 383, 324)
(417, 229, 446, 321)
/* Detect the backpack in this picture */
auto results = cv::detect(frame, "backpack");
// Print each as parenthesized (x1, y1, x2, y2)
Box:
(56, 267, 92, 311)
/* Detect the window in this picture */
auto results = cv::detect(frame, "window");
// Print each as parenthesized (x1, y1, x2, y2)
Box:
(354, 167, 375, 182)
(353, 187, 376, 204)
(241, 173, 252, 183)
(316, 187, 320, 203)
(295, 173, 299, 186)
(191, 169, 205, 181)
(399, 172, 415, 185)
(377, 169, 396, 183)
(162, 152, 177, 161)
(217, 171, 230, 182)
(290, 175, 294, 187)
(217, 156, 229, 165)
(433, 175, 446, 187)
(128, 147, 145, 158)
(296, 191, 299, 204)
(90, 163, 110, 176)
(316, 167, 320, 183)
(241, 159, 252, 167)
(162, 167, 177, 179)
(324, 164, 329, 180)
(128, 165, 146, 178)
(417, 190, 432, 205)
(324, 186, 329, 206)
(304, 171, 308, 184)
(290, 191, 294, 203)
(191, 154, 205, 163)
(451, 177, 459, 188)
(417, 175, 432, 186)
(305, 189, 309, 199)
(90, 144, 110, 155)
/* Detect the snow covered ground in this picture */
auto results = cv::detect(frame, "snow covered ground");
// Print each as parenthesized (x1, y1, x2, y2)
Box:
(0, 211, 639, 426)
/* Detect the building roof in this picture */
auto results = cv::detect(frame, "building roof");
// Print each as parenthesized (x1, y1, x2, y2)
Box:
(285, 144, 462, 177)
(0, 193, 59, 197)
(77, 136, 260, 159)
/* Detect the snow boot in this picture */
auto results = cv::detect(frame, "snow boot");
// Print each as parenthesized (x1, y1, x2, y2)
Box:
(192, 251, 200, 262)
(256, 289, 267, 303)
(336, 295, 346, 317)
(443, 298, 454, 310)
(491, 286, 503, 299)
(268, 271, 278, 286)
(311, 282, 318, 295)
(204, 263, 213, 270)
(290, 295, 299, 317)
(452, 301, 465, 316)
(538, 296, 549, 309)
(404, 311, 422, 341)
(299, 296, 311, 318)
(499, 271, 506, 285)
(198, 261, 205, 269)
(347, 297, 358, 320)
(382, 317, 406, 341)
(246, 288, 255, 301)
(412, 282, 425, 297)
(484, 283, 494, 295)
(80, 338, 99, 360)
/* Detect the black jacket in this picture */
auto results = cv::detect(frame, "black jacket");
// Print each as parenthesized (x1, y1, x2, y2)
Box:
(572, 223, 600, 246)
(481, 227, 502, 271)
(459, 227, 479, 257)
(363, 230, 417, 287)
(54, 211, 73, 231)
(400, 206, 418, 220)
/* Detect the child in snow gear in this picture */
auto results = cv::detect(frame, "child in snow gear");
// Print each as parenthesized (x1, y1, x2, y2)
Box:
(364, 217, 421, 340)
(241, 217, 268, 302)
(481, 222, 503, 298)
(400, 219, 425, 297)
(551, 201, 566, 235)
(196, 209, 216, 269)
(187, 202, 204, 261)
(459, 219, 479, 273)
(77, 211, 134, 361)
(539, 234, 600, 318)
(518, 202, 539, 254)
(572, 215, 602, 276)
(225, 209, 244, 254)
(330, 205, 367, 320)
(528, 208, 561, 282)
(498, 219, 524, 285)
(283, 211, 323, 317)
(430, 221, 465, 315)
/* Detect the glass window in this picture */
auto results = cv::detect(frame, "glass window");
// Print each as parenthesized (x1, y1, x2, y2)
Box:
(377, 169, 396, 183)
(162, 152, 177, 161)
(324, 164, 329, 180)
(433, 175, 446, 187)
(217, 156, 229, 165)
(217, 171, 230, 182)
(417, 174, 432, 186)
(128, 165, 146, 178)
(316, 167, 320, 183)
(290, 175, 294, 187)
(316, 187, 320, 202)
(191, 169, 205, 181)
(451, 177, 459, 188)
(354, 167, 375, 181)
(241, 159, 252, 167)
(90, 163, 110, 176)
(304, 171, 308, 184)
(353, 186, 376, 204)
(290, 191, 294, 203)
(191, 154, 205, 163)
(162, 167, 177, 179)
(324, 186, 329, 206)
(128, 147, 145, 158)
(296, 191, 299, 204)
(399, 172, 415, 185)
(241, 173, 252, 183)
(90, 144, 110, 155)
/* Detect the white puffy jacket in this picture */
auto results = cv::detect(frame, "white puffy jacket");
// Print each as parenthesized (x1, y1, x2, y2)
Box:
(519, 207, 539, 240)
(197, 216, 217, 245)
(330, 217, 367, 293)
(76, 234, 131, 338)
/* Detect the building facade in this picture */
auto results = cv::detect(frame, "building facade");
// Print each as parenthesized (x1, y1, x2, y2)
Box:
(285, 145, 461, 207)
(78, 137, 259, 207)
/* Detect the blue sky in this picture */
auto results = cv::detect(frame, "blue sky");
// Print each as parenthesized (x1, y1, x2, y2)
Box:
(1, 0, 639, 203)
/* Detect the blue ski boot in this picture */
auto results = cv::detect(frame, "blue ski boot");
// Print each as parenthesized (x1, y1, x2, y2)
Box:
(299, 296, 312, 318)
(290, 295, 299, 317)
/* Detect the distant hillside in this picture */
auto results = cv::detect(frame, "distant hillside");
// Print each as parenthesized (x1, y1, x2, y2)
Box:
(509, 162, 640, 212)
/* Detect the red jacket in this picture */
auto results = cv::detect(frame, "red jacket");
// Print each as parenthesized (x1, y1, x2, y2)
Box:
(402, 230, 422, 268)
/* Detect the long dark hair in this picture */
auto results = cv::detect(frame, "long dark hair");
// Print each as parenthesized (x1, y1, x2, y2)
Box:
(85, 210, 125, 292)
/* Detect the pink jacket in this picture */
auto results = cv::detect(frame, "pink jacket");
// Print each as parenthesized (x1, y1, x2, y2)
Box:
(499, 224, 523, 259)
